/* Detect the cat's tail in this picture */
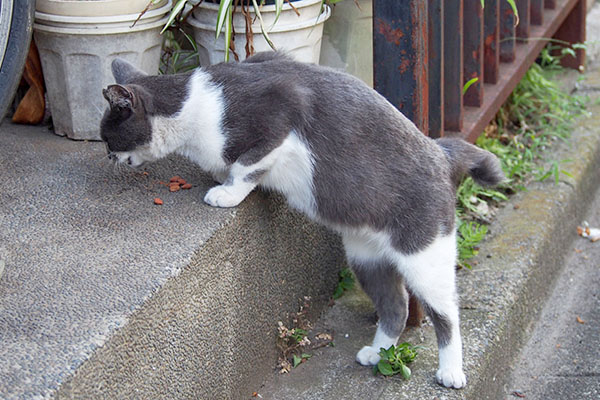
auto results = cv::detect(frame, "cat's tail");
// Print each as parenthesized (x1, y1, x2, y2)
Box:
(436, 137, 506, 187)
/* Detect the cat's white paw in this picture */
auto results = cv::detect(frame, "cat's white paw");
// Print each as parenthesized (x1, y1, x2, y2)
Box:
(204, 186, 243, 208)
(436, 367, 467, 389)
(356, 346, 381, 366)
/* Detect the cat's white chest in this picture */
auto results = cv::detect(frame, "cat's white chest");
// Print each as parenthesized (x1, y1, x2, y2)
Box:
(175, 70, 228, 174)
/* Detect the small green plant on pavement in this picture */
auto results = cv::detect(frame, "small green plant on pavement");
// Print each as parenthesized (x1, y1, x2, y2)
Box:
(457, 220, 489, 269)
(373, 343, 420, 379)
(333, 268, 355, 299)
(537, 159, 574, 185)
(277, 297, 313, 373)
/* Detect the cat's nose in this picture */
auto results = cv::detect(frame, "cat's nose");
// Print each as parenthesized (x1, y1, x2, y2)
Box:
(107, 152, 115, 160)
(127, 157, 132, 165)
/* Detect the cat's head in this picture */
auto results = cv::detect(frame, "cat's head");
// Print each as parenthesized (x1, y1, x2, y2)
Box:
(100, 59, 155, 167)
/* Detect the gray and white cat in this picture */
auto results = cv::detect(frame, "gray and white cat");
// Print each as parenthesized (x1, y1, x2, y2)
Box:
(100, 52, 504, 389)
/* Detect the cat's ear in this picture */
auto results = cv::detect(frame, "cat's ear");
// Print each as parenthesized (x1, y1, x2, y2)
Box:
(103, 84, 135, 111)
(111, 58, 147, 84)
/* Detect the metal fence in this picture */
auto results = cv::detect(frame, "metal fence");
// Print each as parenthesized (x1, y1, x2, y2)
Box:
(372, 0, 586, 325)
(372, 0, 586, 143)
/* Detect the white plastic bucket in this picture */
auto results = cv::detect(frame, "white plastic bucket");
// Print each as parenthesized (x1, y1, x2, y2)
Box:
(188, 0, 331, 65)
(35, 0, 169, 17)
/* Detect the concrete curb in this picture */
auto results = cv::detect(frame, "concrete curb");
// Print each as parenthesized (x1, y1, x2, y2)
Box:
(55, 192, 345, 400)
(0, 121, 345, 400)
(257, 69, 600, 400)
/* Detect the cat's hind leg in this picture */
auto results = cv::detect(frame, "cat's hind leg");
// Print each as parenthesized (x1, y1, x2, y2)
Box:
(352, 263, 409, 365)
(393, 232, 467, 389)
(342, 230, 409, 366)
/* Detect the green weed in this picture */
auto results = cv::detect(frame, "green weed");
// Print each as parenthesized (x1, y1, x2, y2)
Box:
(292, 353, 312, 368)
(373, 343, 420, 379)
(537, 159, 574, 185)
(332, 268, 355, 299)
(457, 221, 488, 269)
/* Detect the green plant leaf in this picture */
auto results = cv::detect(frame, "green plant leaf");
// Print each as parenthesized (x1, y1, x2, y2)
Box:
(292, 354, 302, 368)
(215, 0, 234, 39)
(401, 364, 411, 379)
(160, 0, 188, 34)
(272, 0, 284, 29)
(252, 0, 276, 50)
(377, 361, 395, 376)
(463, 77, 479, 95)
(223, 4, 233, 62)
(506, 0, 519, 25)
(333, 268, 355, 299)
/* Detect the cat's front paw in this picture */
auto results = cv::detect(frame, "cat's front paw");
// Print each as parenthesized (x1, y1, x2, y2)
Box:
(436, 367, 467, 389)
(356, 346, 381, 366)
(204, 186, 243, 208)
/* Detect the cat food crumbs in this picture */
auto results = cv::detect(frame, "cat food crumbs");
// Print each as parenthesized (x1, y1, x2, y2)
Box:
(154, 198, 163, 205)
(143, 171, 149, 176)
(577, 222, 600, 242)
(511, 390, 526, 398)
(556, 344, 561, 348)
(574, 248, 583, 253)
(576, 316, 585, 324)
(251, 392, 258, 397)
(164, 176, 192, 192)
(513, 204, 520, 210)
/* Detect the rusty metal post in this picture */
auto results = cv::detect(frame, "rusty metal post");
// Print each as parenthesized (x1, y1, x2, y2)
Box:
(554, 0, 586, 70)
(407, 293, 425, 327)
(500, 0, 516, 62)
(444, 0, 463, 131)
(373, 0, 429, 133)
(531, 0, 545, 25)
(516, 0, 531, 40)
(373, 0, 428, 327)
(463, 0, 484, 107)
(484, 0, 500, 84)
(428, 0, 444, 138)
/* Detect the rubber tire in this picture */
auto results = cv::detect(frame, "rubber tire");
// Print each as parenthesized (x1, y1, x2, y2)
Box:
(0, 0, 35, 124)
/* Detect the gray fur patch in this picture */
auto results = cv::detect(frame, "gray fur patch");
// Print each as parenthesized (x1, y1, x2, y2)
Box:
(423, 303, 453, 347)
(244, 169, 266, 183)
